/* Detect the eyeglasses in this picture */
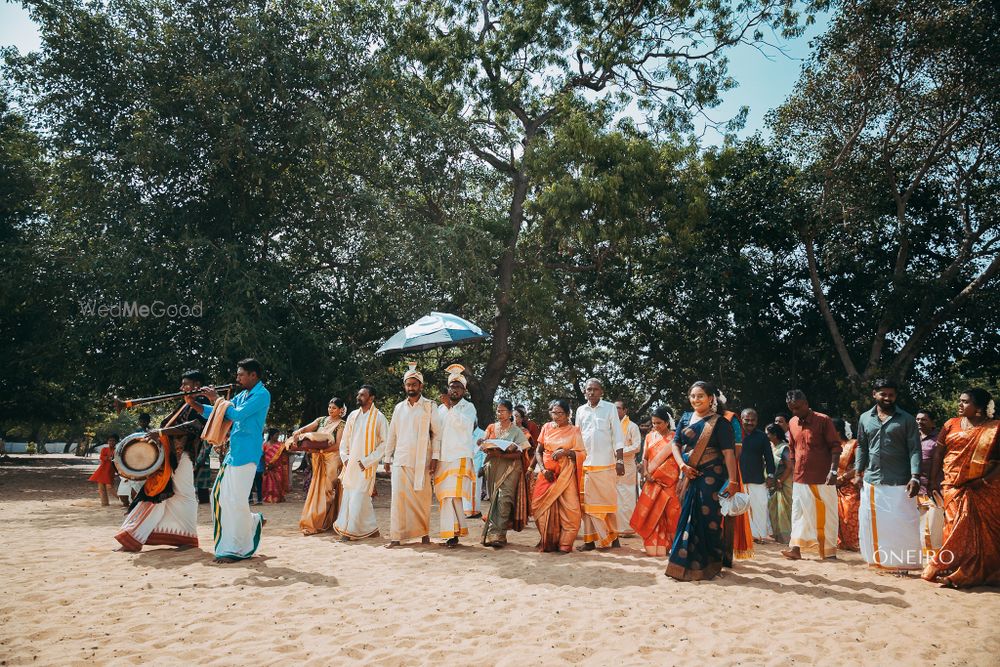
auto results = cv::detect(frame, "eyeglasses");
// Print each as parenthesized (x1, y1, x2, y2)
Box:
(549, 409, 565, 415)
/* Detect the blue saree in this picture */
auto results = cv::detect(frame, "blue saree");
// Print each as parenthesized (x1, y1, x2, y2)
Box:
(665, 411, 736, 582)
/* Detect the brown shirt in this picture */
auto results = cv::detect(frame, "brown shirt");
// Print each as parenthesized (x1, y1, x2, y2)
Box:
(787, 410, 842, 484)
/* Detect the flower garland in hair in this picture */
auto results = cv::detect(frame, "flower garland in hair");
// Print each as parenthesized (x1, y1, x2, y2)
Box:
(845, 422, 853, 439)
(710, 391, 727, 414)
(988, 400, 996, 419)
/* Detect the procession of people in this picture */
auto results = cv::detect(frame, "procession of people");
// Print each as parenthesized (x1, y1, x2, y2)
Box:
(95, 358, 1000, 589)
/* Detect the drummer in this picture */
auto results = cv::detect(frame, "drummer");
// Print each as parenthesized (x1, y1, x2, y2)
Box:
(114, 370, 209, 552)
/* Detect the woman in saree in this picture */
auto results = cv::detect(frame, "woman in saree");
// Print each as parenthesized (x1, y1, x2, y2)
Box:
(833, 418, 860, 551)
(532, 399, 586, 553)
(766, 424, 793, 544)
(665, 381, 739, 581)
(514, 406, 538, 510)
(479, 400, 530, 548)
(262, 429, 287, 503)
(287, 397, 346, 535)
(922, 388, 1000, 588)
(630, 405, 680, 557)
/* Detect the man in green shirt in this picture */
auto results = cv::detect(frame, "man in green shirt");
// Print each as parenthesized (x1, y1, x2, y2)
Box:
(854, 378, 921, 570)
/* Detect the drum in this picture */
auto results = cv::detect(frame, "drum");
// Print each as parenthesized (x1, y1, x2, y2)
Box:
(114, 432, 164, 480)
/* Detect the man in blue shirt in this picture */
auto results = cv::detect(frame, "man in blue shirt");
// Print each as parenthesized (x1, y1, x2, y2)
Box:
(186, 358, 271, 563)
(854, 378, 921, 570)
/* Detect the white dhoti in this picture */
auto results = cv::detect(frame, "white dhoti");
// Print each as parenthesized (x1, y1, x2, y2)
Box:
(435, 458, 474, 538)
(581, 466, 619, 548)
(334, 485, 379, 539)
(918, 494, 944, 557)
(790, 482, 838, 558)
(334, 462, 379, 540)
(615, 458, 638, 536)
(746, 483, 770, 540)
(211, 462, 263, 560)
(859, 482, 921, 569)
(115, 454, 199, 551)
(390, 465, 432, 541)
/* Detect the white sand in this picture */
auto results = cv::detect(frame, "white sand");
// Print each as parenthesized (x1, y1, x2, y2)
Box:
(1, 458, 997, 666)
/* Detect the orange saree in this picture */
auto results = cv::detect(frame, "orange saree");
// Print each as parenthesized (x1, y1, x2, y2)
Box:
(629, 431, 680, 557)
(837, 439, 860, 551)
(924, 418, 1000, 587)
(532, 422, 585, 552)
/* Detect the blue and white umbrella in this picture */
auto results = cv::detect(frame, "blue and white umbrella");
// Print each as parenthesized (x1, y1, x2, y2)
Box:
(375, 312, 489, 355)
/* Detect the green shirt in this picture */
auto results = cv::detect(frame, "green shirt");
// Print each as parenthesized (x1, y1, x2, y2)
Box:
(855, 406, 920, 485)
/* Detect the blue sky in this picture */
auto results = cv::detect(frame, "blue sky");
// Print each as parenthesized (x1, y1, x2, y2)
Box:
(1, 1, 826, 144)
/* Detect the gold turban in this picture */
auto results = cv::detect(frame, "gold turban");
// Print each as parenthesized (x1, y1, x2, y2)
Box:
(403, 361, 423, 385)
(445, 363, 467, 387)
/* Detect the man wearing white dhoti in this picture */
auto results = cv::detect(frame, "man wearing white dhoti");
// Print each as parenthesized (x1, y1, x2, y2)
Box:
(575, 378, 626, 551)
(383, 363, 442, 548)
(614, 400, 641, 537)
(739, 409, 777, 541)
(781, 390, 842, 561)
(855, 378, 922, 570)
(334, 384, 388, 541)
(115, 370, 208, 552)
(186, 359, 270, 563)
(434, 364, 478, 547)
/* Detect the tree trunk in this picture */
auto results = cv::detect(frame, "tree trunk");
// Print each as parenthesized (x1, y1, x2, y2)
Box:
(474, 170, 529, 425)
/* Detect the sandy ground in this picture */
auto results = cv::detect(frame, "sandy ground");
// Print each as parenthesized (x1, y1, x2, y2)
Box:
(1, 456, 998, 666)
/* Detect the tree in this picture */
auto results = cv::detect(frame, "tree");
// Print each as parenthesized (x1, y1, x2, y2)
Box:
(392, 0, 803, 420)
(5, 0, 505, 427)
(772, 0, 1000, 399)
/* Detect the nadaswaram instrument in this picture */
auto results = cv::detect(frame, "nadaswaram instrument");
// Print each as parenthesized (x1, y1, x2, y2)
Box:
(112, 384, 235, 413)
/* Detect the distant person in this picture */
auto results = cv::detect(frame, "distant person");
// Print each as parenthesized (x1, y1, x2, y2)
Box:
(615, 399, 642, 537)
(915, 409, 943, 555)
(88, 435, 117, 506)
(261, 429, 288, 503)
(833, 418, 860, 551)
(766, 424, 793, 544)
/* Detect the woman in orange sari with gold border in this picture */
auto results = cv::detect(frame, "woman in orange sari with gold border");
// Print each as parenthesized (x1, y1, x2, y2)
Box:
(922, 388, 1000, 588)
(630, 405, 680, 557)
(833, 418, 860, 551)
(532, 399, 585, 553)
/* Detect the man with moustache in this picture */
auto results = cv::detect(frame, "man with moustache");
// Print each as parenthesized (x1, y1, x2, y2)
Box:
(855, 378, 922, 570)
(434, 364, 478, 547)
(382, 363, 442, 548)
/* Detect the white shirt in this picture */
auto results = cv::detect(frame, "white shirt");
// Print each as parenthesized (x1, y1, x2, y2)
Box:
(385, 397, 439, 468)
(621, 417, 642, 455)
(436, 399, 477, 462)
(575, 399, 625, 466)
